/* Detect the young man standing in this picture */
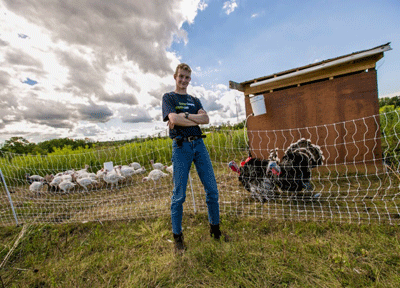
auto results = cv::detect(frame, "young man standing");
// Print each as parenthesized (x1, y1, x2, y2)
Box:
(162, 63, 225, 252)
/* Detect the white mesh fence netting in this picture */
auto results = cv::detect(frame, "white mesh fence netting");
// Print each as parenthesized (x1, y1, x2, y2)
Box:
(0, 110, 399, 226)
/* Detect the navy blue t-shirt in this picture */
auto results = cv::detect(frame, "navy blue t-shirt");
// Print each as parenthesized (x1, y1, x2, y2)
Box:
(162, 92, 204, 139)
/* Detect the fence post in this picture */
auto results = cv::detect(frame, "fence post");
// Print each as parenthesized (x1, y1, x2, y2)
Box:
(0, 169, 19, 226)
(188, 171, 197, 213)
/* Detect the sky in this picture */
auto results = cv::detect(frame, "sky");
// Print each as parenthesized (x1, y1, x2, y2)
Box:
(0, 0, 399, 144)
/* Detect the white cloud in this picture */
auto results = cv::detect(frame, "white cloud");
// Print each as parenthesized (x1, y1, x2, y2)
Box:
(118, 106, 153, 124)
(198, 1, 208, 11)
(187, 84, 245, 125)
(74, 123, 103, 137)
(0, 0, 247, 144)
(192, 66, 221, 78)
(222, 0, 238, 15)
(250, 10, 264, 19)
(0, 0, 207, 143)
(379, 91, 400, 98)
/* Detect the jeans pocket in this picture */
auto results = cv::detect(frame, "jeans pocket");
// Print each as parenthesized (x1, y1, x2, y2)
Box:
(173, 140, 182, 149)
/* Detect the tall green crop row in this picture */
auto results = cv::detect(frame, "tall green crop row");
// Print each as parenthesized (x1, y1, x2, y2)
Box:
(0, 130, 250, 183)
(379, 106, 400, 167)
(205, 129, 249, 164)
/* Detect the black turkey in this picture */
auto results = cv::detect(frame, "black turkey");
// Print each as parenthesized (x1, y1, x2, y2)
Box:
(229, 149, 280, 202)
(229, 138, 324, 202)
(272, 138, 324, 192)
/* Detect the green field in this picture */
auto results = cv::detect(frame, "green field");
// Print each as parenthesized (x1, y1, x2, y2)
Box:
(1, 215, 399, 287)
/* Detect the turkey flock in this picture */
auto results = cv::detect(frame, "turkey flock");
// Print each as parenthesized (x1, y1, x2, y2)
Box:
(24, 138, 324, 200)
(229, 138, 325, 202)
(26, 160, 173, 194)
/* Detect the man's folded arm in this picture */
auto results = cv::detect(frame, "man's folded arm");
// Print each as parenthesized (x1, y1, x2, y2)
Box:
(168, 113, 198, 128)
(168, 109, 209, 129)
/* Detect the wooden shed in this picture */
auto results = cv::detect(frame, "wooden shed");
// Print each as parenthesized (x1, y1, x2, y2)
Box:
(229, 43, 392, 168)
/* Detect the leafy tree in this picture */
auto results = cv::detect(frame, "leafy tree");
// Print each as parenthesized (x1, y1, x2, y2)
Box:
(379, 95, 400, 109)
(37, 138, 95, 153)
(0, 137, 35, 154)
(31, 146, 47, 155)
(232, 120, 245, 130)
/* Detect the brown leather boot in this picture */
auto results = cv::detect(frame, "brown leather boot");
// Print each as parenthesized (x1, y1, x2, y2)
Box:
(173, 233, 186, 253)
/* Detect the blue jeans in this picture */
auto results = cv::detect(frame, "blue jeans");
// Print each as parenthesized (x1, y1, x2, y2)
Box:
(171, 138, 220, 235)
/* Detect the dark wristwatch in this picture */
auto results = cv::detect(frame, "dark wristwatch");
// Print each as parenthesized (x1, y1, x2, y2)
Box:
(184, 112, 189, 119)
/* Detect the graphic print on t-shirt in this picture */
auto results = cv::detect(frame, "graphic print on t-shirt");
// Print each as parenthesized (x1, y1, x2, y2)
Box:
(175, 101, 195, 113)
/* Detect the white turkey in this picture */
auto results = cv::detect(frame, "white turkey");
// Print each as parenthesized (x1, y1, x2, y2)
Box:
(44, 174, 54, 183)
(74, 164, 90, 178)
(129, 162, 142, 170)
(116, 165, 136, 178)
(150, 160, 167, 170)
(59, 180, 76, 193)
(63, 169, 75, 176)
(26, 174, 44, 183)
(49, 176, 64, 192)
(229, 138, 324, 202)
(77, 177, 98, 192)
(50, 176, 63, 186)
(92, 168, 107, 189)
(103, 170, 125, 190)
(133, 167, 147, 174)
(96, 168, 106, 180)
(76, 172, 97, 180)
(61, 174, 73, 182)
(142, 169, 168, 188)
(166, 165, 173, 175)
(29, 180, 48, 193)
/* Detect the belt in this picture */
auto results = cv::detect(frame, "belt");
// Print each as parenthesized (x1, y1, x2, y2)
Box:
(174, 135, 206, 143)
(185, 135, 206, 142)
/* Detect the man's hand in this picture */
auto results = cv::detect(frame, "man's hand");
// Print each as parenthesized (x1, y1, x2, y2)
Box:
(193, 109, 209, 124)
(167, 120, 174, 129)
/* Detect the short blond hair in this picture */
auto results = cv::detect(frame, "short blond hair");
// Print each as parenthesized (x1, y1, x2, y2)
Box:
(174, 63, 192, 76)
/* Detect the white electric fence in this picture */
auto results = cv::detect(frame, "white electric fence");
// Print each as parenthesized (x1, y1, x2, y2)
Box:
(0, 110, 399, 226)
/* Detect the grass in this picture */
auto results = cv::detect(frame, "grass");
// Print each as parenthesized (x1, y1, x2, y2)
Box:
(0, 214, 399, 287)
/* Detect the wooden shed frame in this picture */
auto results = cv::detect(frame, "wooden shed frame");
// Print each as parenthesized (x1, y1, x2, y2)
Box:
(229, 43, 392, 166)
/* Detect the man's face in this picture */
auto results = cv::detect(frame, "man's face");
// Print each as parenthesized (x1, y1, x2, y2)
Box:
(174, 68, 191, 91)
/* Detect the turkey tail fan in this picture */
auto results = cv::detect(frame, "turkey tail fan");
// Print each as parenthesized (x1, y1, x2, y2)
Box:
(268, 148, 280, 162)
(283, 138, 324, 167)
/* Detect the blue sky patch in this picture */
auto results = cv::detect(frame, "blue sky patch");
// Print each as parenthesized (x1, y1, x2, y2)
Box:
(23, 78, 38, 86)
(18, 33, 29, 39)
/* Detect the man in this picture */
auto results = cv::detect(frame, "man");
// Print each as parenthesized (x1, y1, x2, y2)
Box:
(162, 63, 226, 252)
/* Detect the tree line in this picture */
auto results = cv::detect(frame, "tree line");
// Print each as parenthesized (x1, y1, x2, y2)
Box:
(379, 95, 400, 108)
(0, 137, 95, 156)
